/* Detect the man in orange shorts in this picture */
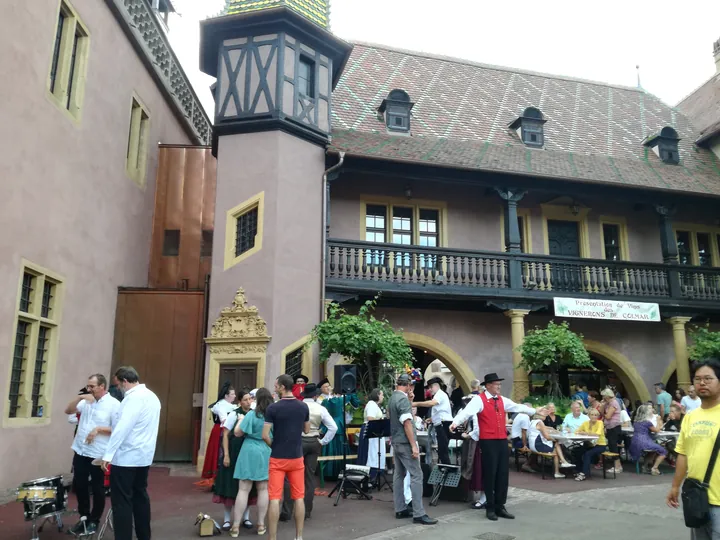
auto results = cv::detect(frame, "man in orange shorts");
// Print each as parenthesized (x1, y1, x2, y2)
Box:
(263, 374, 310, 540)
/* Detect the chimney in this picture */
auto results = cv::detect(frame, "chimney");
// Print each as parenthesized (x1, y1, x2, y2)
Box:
(715, 38, 720, 73)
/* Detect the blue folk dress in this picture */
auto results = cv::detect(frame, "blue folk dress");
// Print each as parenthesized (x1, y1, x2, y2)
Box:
(234, 409, 271, 481)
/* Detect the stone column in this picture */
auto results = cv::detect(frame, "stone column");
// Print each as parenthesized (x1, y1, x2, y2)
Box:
(505, 309, 531, 401)
(667, 316, 693, 390)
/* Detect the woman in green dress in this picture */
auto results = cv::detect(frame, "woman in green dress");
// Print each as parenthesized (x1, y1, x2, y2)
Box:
(212, 391, 253, 531)
(229, 388, 273, 537)
(319, 378, 359, 477)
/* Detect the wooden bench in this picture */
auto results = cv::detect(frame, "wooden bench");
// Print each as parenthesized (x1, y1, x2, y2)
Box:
(533, 451, 557, 480)
(601, 452, 620, 479)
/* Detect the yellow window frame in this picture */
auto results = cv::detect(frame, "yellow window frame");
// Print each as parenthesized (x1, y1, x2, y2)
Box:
(126, 94, 151, 189)
(4, 260, 64, 427)
(599, 216, 630, 261)
(673, 223, 720, 267)
(224, 192, 265, 270)
(280, 336, 314, 380)
(46, 0, 90, 123)
(359, 196, 448, 247)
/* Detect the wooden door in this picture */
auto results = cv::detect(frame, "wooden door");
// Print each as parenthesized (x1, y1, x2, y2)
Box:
(547, 220, 581, 290)
(547, 220, 580, 257)
(112, 290, 205, 461)
(219, 364, 257, 396)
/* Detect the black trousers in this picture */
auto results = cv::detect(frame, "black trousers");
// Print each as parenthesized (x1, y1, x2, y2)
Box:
(110, 465, 151, 540)
(72, 453, 106, 523)
(478, 439, 509, 511)
(435, 423, 451, 464)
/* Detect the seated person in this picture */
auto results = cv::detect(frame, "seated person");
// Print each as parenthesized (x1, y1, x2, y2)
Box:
(543, 403, 563, 429)
(629, 404, 667, 475)
(663, 405, 683, 432)
(562, 401, 589, 434)
(510, 410, 534, 473)
(573, 408, 607, 481)
(528, 410, 574, 478)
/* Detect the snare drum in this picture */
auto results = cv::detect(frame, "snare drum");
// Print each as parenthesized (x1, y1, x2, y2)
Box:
(17, 475, 67, 519)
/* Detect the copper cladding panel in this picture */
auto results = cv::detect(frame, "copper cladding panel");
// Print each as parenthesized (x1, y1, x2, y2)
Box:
(112, 290, 204, 461)
(149, 146, 216, 289)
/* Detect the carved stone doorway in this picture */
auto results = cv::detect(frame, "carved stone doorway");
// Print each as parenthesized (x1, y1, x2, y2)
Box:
(198, 288, 270, 472)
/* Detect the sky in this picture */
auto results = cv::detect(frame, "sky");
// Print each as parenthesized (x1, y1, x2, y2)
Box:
(167, 0, 720, 120)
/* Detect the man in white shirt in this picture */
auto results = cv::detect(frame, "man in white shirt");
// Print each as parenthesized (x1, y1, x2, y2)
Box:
(101, 367, 161, 540)
(562, 401, 589, 434)
(64, 374, 120, 534)
(681, 385, 701, 413)
(412, 377, 453, 464)
(450, 373, 535, 521)
(294, 383, 338, 519)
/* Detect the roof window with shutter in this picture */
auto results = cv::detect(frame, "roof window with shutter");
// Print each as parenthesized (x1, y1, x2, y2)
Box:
(509, 107, 546, 148)
(378, 89, 414, 134)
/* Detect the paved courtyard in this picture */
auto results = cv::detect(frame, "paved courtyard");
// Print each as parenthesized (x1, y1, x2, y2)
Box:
(1, 466, 688, 540)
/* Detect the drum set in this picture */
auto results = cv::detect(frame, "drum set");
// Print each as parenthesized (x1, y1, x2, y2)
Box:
(15, 474, 114, 540)
(16, 475, 67, 540)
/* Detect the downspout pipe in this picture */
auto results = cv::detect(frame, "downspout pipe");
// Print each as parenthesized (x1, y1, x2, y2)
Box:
(320, 151, 345, 323)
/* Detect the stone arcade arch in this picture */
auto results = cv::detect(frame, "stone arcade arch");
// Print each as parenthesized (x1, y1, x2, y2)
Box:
(583, 340, 651, 403)
(402, 332, 475, 393)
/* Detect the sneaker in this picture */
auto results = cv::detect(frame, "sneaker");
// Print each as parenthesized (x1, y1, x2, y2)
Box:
(560, 462, 575, 468)
(554, 473, 565, 478)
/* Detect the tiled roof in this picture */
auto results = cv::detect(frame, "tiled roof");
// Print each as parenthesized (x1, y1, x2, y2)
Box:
(330, 43, 720, 197)
(677, 72, 720, 140)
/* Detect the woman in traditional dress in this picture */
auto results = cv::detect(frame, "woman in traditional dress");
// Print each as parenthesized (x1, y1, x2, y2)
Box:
(459, 395, 486, 508)
(213, 391, 253, 531)
(358, 389, 386, 483)
(202, 383, 236, 479)
(229, 388, 273, 537)
(319, 378, 359, 477)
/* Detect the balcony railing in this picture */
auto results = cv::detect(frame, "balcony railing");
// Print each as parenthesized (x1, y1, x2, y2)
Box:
(326, 239, 720, 303)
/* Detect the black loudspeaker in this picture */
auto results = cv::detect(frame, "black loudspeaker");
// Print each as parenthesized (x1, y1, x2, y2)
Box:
(334, 365, 357, 394)
(421, 463, 470, 502)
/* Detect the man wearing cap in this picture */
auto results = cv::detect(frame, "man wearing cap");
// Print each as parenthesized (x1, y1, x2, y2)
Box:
(412, 377, 453, 464)
(292, 375, 309, 400)
(283, 383, 338, 520)
(390, 374, 437, 525)
(451, 373, 534, 522)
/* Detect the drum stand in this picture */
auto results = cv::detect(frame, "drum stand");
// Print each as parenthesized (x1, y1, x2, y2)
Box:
(28, 507, 64, 540)
(71, 509, 113, 539)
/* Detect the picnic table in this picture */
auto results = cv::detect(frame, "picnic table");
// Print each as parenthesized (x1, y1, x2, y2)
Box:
(549, 433, 599, 442)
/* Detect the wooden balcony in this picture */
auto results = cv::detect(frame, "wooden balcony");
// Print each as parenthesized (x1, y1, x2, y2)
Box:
(326, 239, 720, 310)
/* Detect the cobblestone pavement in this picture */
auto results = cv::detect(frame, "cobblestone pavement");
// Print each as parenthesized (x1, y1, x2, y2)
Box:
(350, 484, 687, 540)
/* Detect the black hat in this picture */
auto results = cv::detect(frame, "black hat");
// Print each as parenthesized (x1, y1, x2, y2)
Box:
(318, 378, 330, 387)
(301, 383, 321, 399)
(482, 373, 504, 385)
(427, 377, 444, 386)
(295, 374, 309, 384)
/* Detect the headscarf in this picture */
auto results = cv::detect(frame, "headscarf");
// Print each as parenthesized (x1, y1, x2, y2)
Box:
(210, 380, 233, 409)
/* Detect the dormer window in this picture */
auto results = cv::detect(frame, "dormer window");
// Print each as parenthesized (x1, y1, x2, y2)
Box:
(378, 89, 414, 133)
(643, 126, 680, 165)
(509, 107, 546, 148)
(151, 0, 175, 31)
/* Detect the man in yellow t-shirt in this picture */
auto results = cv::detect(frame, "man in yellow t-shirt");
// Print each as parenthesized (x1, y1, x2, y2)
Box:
(667, 358, 720, 540)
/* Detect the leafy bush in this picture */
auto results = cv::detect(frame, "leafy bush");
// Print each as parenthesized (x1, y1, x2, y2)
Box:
(689, 326, 720, 361)
(309, 297, 414, 396)
(518, 320, 594, 398)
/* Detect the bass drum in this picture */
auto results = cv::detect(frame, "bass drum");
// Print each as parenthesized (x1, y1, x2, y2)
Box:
(18, 475, 67, 519)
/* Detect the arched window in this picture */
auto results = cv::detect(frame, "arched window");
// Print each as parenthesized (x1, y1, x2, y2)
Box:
(378, 89, 414, 133)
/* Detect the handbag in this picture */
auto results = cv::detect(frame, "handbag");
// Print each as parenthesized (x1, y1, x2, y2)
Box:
(681, 428, 720, 528)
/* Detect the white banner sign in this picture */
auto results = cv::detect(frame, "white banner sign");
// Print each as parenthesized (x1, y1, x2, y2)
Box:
(553, 297, 660, 322)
